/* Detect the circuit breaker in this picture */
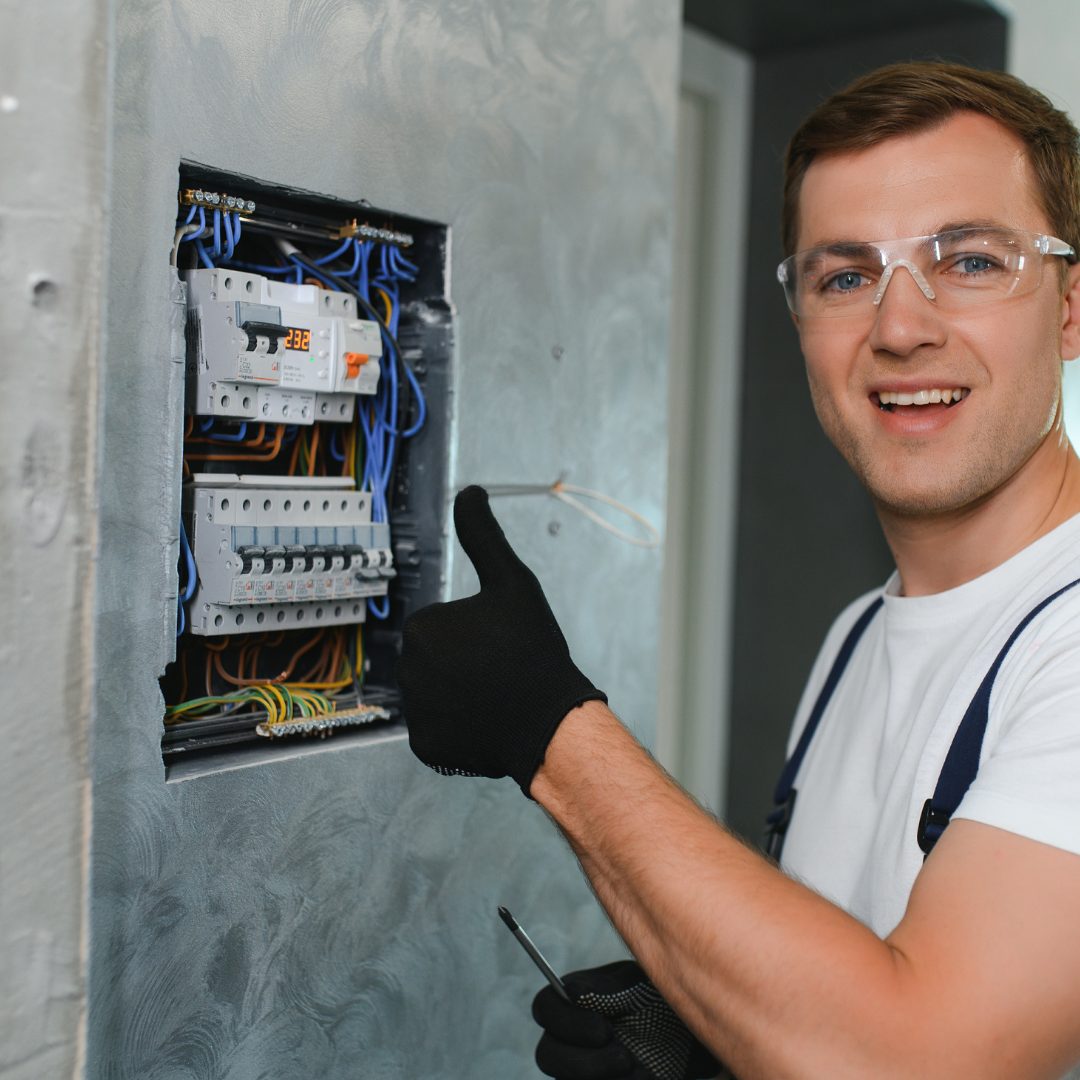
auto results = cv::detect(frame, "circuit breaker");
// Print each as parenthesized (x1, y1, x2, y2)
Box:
(183, 475, 394, 636)
(186, 268, 382, 424)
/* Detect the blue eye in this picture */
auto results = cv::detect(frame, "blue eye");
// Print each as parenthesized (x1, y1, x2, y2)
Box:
(824, 271, 866, 293)
(956, 255, 995, 275)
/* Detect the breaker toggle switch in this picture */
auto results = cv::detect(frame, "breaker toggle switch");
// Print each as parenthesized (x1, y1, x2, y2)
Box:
(344, 352, 368, 380)
(238, 545, 265, 573)
(241, 320, 288, 354)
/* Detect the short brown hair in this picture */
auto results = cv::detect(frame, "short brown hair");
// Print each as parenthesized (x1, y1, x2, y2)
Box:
(782, 61, 1080, 260)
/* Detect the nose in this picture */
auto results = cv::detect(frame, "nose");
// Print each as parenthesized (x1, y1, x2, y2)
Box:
(866, 262, 948, 356)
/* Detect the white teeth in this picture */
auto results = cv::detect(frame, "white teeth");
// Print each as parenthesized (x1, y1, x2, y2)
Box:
(877, 388, 967, 407)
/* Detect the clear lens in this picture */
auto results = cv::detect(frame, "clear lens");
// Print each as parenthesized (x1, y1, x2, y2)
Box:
(777, 228, 1073, 318)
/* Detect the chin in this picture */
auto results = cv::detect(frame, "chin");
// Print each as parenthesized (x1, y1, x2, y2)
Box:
(857, 460, 1001, 519)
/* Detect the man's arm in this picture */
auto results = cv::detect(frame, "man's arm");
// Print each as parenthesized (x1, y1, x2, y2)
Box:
(532, 700, 1080, 1080)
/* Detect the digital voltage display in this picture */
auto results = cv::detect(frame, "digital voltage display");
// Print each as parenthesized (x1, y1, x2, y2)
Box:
(283, 326, 311, 352)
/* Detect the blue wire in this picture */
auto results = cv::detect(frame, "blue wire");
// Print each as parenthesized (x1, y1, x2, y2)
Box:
(212, 210, 222, 259)
(290, 247, 427, 523)
(344, 239, 362, 277)
(177, 515, 196, 637)
(391, 246, 419, 278)
(222, 212, 235, 261)
(367, 594, 390, 620)
(207, 422, 248, 442)
(328, 426, 345, 462)
(183, 204, 197, 225)
(179, 518, 197, 602)
(232, 211, 242, 245)
(402, 362, 427, 436)
(199, 417, 213, 433)
(314, 237, 355, 265)
(194, 239, 215, 269)
(178, 206, 205, 244)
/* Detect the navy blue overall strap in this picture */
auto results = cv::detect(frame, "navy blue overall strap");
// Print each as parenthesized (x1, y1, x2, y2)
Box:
(765, 595, 884, 861)
(917, 575, 1080, 857)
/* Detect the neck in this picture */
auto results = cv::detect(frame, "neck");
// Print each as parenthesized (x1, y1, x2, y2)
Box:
(877, 428, 1080, 597)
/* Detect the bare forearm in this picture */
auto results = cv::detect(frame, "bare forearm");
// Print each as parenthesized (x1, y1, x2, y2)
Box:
(532, 702, 925, 1080)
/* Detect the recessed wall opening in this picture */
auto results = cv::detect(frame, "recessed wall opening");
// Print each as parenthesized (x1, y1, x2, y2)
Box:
(160, 163, 453, 777)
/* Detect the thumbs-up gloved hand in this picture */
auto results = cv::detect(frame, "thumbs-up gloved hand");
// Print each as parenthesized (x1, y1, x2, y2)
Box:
(395, 485, 607, 795)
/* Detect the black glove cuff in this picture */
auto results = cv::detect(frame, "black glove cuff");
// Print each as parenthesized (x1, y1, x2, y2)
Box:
(517, 685, 608, 797)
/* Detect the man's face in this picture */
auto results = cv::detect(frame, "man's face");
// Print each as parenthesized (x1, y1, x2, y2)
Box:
(795, 112, 1073, 517)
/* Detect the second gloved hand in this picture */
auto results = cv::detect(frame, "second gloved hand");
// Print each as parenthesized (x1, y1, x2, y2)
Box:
(395, 485, 607, 794)
(532, 960, 722, 1080)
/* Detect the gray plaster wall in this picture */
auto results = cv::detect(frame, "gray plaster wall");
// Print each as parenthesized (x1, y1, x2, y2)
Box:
(0, 1, 109, 1076)
(88, 2, 678, 1077)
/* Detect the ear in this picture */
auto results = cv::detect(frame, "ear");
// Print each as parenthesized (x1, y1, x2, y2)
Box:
(1060, 262, 1080, 362)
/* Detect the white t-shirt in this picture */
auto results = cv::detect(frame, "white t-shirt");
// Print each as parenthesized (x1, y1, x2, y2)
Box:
(781, 511, 1080, 940)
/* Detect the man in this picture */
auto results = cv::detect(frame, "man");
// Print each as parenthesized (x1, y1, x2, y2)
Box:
(397, 62, 1080, 1079)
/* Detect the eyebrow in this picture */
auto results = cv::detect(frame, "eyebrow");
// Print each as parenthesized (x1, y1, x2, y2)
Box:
(798, 241, 882, 277)
(798, 221, 1020, 272)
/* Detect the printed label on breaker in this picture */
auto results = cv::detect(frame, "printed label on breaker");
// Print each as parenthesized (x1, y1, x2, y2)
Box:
(232, 578, 256, 604)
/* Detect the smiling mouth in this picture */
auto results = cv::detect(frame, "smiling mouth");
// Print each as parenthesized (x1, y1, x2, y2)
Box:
(872, 388, 970, 412)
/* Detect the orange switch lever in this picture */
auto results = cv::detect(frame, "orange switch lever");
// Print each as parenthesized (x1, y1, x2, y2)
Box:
(344, 352, 369, 379)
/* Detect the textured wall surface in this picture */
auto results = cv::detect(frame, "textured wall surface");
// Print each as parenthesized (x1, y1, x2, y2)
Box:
(0, 1, 108, 1077)
(88, 2, 678, 1077)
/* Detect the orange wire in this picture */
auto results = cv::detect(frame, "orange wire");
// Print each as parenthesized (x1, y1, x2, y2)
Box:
(185, 424, 285, 462)
(211, 628, 327, 686)
(343, 423, 355, 479)
(374, 286, 393, 325)
(297, 630, 336, 682)
(307, 425, 320, 477)
(288, 429, 304, 475)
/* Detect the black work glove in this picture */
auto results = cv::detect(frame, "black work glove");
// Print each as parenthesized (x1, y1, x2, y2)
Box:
(395, 485, 607, 794)
(532, 960, 723, 1080)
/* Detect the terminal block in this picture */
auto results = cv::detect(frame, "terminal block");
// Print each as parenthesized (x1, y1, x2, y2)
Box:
(185, 269, 382, 425)
(183, 475, 395, 637)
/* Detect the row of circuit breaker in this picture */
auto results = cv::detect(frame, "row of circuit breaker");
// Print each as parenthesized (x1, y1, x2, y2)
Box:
(184, 477, 394, 636)
(182, 262, 394, 637)
(186, 268, 382, 425)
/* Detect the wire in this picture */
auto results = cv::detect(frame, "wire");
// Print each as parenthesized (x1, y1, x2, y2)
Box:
(485, 479, 661, 549)
(194, 239, 215, 269)
(222, 211, 235, 261)
(179, 518, 198, 601)
(200, 420, 249, 443)
(185, 423, 286, 462)
(314, 237, 355, 265)
(367, 594, 390, 620)
(176, 516, 197, 637)
(170, 222, 202, 267)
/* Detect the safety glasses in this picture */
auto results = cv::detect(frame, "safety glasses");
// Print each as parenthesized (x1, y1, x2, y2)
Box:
(777, 227, 1075, 318)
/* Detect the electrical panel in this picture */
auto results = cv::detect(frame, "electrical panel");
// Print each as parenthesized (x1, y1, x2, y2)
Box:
(162, 166, 452, 764)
